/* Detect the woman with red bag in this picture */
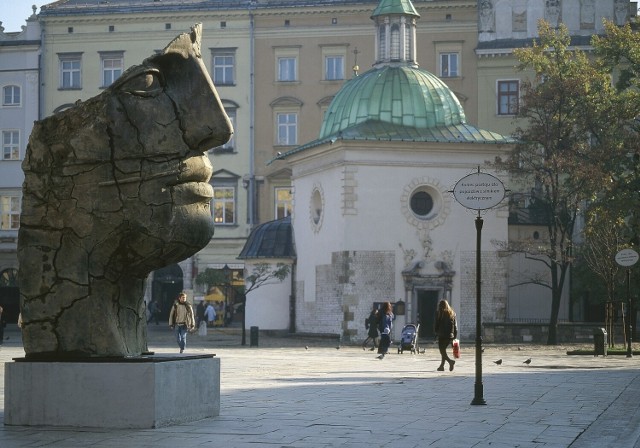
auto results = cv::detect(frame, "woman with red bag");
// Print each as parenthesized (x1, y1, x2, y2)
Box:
(434, 300, 458, 372)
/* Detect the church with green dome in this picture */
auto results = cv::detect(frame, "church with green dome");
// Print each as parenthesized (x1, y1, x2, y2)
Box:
(255, 0, 514, 343)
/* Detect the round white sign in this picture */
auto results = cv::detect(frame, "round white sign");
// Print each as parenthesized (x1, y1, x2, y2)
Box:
(615, 248, 639, 267)
(453, 172, 506, 210)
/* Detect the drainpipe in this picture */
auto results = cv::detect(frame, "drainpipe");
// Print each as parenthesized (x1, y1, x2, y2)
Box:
(248, 2, 256, 229)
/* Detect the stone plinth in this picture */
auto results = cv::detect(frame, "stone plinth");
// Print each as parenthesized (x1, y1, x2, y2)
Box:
(4, 354, 220, 428)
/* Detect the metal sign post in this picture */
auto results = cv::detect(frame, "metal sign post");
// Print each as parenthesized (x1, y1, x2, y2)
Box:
(615, 248, 639, 358)
(453, 168, 506, 406)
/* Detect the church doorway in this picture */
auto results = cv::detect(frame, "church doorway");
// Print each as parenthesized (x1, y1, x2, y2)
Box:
(152, 264, 184, 319)
(417, 289, 439, 339)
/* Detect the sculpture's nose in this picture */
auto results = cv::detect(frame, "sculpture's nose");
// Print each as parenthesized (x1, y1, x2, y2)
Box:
(161, 24, 233, 152)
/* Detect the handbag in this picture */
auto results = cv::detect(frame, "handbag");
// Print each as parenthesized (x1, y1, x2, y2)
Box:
(452, 339, 460, 359)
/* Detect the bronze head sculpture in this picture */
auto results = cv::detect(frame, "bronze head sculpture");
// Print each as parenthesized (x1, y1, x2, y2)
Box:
(18, 24, 232, 358)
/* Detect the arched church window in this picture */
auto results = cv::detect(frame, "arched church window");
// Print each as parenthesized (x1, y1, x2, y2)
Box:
(404, 26, 411, 60)
(379, 25, 386, 60)
(390, 24, 400, 60)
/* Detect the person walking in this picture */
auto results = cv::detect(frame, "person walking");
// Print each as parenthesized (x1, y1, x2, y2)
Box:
(362, 305, 379, 351)
(169, 292, 195, 353)
(376, 301, 394, 359)
(434, 299, 457, 371)
(195, 300, 206, 329)
(204, 301, 217, 327)
(147, 299, 161, 325)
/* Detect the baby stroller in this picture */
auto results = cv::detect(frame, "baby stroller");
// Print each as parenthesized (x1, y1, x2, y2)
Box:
(397, 323, 420, 354)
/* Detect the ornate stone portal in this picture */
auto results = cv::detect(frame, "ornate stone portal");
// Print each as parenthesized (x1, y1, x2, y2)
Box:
(17, 24, 232, 358)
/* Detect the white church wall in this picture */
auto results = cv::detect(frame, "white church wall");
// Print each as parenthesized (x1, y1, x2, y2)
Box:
(244, 259, 293, 330)
(289, 143, 510, 340)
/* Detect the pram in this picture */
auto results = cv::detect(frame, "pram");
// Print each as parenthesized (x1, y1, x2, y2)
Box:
(397, 323, 420, 354)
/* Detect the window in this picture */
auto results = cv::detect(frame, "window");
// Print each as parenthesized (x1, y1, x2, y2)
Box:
(440, 53, 458, 77)
(390, 24, 401, 60)
(278, 57, 297, 82)
(212, 187, 235, 225)
(275, 187, 292, 219)
(101, 52, 123, 87)
(0, 195, 20, 230)
(498, 80, 519, 115)
(212, 108, 236, 153)
(276, 112, 297, 146)
(2, 85, 21, 106)
(325, 55, 344, 81)
(212, 49, 235, 85)
(59, 53, 82, 89)
(2, 131, 19, 160)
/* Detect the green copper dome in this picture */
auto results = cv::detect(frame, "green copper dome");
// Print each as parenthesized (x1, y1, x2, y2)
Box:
(319, 65, 466, 140)
(371, 0, 419, 18)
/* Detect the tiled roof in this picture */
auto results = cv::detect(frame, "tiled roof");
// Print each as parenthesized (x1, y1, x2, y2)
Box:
(320, 66, 467, 140)
(237, 216, 296, 259)
(39, 0, 386, 16)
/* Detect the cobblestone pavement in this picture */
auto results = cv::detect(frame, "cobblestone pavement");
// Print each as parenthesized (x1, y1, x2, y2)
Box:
(1, 324, 639, 447)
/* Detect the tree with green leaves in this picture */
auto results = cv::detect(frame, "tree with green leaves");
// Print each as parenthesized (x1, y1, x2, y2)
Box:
(497, 20, 618, 344)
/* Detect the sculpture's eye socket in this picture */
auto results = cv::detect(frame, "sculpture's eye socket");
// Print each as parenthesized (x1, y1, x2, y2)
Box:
(119, 70, 164, 97)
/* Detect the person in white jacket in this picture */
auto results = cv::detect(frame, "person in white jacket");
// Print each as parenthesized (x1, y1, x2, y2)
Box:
(204, 302, 217, 327)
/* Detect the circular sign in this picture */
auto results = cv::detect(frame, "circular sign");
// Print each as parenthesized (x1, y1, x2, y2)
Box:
(453, 172, 506, 210)
(615, 248, 639, 267)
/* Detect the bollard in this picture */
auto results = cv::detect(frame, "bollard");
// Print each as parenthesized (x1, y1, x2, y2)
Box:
(250, 326, 259, 347)
(593, 328, 607, 357)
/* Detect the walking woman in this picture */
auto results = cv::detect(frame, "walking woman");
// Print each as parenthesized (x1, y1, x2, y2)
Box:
(376, 301, 394, 359)
(434, 299, 457, 371)
(362, 304, 379, 351)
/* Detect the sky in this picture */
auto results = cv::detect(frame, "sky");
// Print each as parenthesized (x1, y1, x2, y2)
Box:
(0, 2, 48, 33)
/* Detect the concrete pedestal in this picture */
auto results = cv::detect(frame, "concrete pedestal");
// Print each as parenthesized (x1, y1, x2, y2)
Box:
(4, 354, 220, 428)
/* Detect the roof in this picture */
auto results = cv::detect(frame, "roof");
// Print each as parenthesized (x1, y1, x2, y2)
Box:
(371, 0, 419, 18)
(38, 0, 385, 16)
(237, 216, 296, 259)
(320, 65, 467, 140)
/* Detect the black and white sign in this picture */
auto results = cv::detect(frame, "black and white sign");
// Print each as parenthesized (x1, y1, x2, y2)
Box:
(453, 172, 505, 210)
(615, 248, 639, 267)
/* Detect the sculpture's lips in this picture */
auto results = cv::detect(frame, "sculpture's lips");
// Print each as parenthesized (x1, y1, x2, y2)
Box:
(172, 181, 214, 203)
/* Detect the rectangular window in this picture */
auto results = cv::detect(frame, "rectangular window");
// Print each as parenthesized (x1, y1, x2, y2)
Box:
(59, 54, 82, 89)
(275, 187, 292, 219)
(2, 85, 21, 106)
(101, 53, 123, 87)
(440, 53, 458, 77)
(325, 55, 344, 81)
(278, 57, 297, 82)
(0, 195, 20, 230)
(213, 187, 235, 224)
(277, 113, 297, 146)
(212, 51, 235, 85)
(2, 131, 19, 160)
(498, 80, 520, 115)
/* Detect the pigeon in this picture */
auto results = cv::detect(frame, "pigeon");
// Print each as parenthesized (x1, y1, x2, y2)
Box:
(305, 346, 309, 350)
(336, 346, 340, 350)
(523, 358, 532, 365)
(493, 359, 502, 365)
(419, 348, 426, 354)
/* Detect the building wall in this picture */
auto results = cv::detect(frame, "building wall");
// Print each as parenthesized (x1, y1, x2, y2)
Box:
(0, 17, 40, 281)
(287, 140, 510, 340)
(38, 8, 253, 284)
